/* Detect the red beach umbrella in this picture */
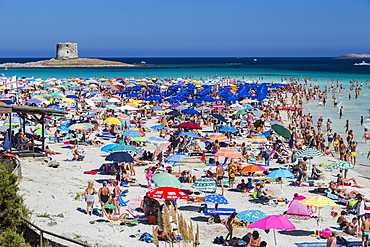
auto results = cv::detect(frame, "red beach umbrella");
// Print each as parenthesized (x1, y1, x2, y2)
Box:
(146, 187, 190, 200)
(177, 122, 202, 129)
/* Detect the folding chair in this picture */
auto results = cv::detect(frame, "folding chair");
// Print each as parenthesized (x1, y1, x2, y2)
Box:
(118, 195, 129, 207)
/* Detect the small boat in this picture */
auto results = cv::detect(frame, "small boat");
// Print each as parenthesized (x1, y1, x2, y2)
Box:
(253, 59, 257, 62)
(140, 61, 147, 64)
(354, 61, 370, 65)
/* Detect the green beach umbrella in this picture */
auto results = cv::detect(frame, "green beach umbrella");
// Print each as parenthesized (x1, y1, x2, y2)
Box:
(233, 110, 247, 115)
(131, 137, 147, 142)
(108, 144, 138, 152)
(271, 124, 292, 139)
(152, 173, 182, 188)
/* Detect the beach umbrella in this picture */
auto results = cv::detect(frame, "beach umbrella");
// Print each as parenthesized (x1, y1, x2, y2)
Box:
(296, 148, 322, 158)
(268, 120, 284, 127)
(174, 158, 205, 168)
(108, 144, 138, 152)
(152, 173, 182, 188)
(4, 117, 22, 125)
(187, 98, 202, 104)
(212, 104, 225, 109)
(147, 136, 169, 145)
(131, 137, 147, 142)
(215, 148, 243, 158)
(237, 210, 269, 223)
(150, 125, 167, 130)
(26, 98, 42, 104)
(122, 130, 142, 138)
(165, 153, 190, 163)
(207, 134, 228, 142)
(151, 105, 164, 111)
(153, 142, 171, 158)
(178, 122, 202, 129)
(108, 98, 120, 103)
(248, 215, 295, 247)
(248, 136, 268, 143)
(271, 124, 292, 139)
(197, 106, 211, 111)
(68, 123, 89, 130)
(105, 151, 134, 163)
(117, 114, 130, 121)
(182, 108, 199, 114)
(239, 165, 266, 173)
(101, 144, 119, 153)
(327, 161, 354, 170)
(104, 117, 122, 125)
(265, 169, 294, 179)
(203, 194, 229, 204)
(167, 110, 181, 117)
(82, 123, 94, 129)
(300, 195, 338, 227)
(211, 113, 227, 123)
(252, 111, 263, 118)
(179, 132, 199, 138)
(62, 98, 75, 103)
(233, 110, 247, 115)
(146, 187, 190, 200)
(219, 126, 238, 133)
(34, 129, 53, 136)
(191, 177, 216, 191)
(242, 104, 254, 110)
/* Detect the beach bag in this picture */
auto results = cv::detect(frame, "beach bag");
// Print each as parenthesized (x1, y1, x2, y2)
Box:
(213, 215, 221, 223)
(148, 215, 157, 224)
(139, 232, 154, 243)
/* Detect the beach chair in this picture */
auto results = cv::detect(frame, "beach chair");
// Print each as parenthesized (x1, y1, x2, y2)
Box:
(118, 195, 129, 207)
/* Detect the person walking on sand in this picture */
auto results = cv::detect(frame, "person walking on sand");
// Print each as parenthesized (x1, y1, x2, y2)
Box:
(225, 212, 237, 241)
(84, 182, 97, 215)
(98, 181, 111, 207)
(216, 161, 225, 195)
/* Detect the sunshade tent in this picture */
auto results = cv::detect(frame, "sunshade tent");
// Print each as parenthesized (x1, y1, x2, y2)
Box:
(271, 124, 292, 139)
(152, 173, 182, 188)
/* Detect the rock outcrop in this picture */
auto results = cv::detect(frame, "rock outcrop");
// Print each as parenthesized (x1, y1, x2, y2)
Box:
(0, 58, 136, 68)
(336, 54, 370, 59)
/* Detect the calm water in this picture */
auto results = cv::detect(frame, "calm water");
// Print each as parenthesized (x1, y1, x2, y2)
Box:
(2, 57, 370, 159)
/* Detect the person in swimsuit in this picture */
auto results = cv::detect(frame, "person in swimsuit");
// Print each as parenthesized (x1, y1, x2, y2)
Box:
(98, 181, 111, 207)
(155, 225, 178, 243)
(361, 215, 370, 247)
(84, 182, 97, 215)
(112, 180, 121, 215)
(363, 128, 370, 144)
(215, 161, 225, 196)
(225, 212, 237, 241)
(248, 231, 261, 247)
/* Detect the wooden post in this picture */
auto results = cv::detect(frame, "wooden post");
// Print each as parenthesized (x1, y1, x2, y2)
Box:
(9, 114, 12, 151)
(41, 114, 45, 152)
(40, 230, 43, 247)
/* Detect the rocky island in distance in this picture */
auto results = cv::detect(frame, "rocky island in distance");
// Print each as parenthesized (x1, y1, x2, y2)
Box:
(335, 53, 370, 59)
(0, 42, 146, 68)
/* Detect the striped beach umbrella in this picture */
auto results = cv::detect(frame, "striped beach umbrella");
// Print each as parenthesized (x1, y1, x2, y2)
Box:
(117, 114, 130, 121)
(327, 161, 354, 170)
(248, 136, 268, 143)
(215, 148, 243, 158)
(296, 147, 322, 158)
(208, 134, 228, 142)
(299, 195, 337, 207)
(174, 158, 205, 167)
(191, 177, 216, 190)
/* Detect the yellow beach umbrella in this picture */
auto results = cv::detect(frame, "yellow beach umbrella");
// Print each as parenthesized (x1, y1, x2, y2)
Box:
(300, 195, 337, 207)
(104, 117, 122, 125)
(208, 134, 228, 141)
(62, 98, 75, 103)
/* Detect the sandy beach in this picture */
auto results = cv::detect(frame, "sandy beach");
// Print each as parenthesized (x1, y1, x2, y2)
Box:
(17, 95, 370, 247)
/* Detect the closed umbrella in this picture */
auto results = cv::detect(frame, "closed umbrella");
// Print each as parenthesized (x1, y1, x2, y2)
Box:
(152, 173, 182, 188)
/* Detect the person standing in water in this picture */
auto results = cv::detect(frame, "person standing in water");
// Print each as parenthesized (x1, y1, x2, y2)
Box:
(339, 106, 343, 119)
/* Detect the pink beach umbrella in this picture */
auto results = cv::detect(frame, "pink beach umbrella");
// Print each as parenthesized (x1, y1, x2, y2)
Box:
(248, 215, 295, 247)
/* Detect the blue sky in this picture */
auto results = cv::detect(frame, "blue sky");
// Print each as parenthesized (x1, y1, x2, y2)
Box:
(1, 0, 369, 57)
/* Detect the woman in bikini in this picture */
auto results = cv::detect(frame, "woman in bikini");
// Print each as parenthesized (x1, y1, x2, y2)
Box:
(112, 180, 122, 215)
(363, 128, 370, 144)
(225, 212, 237, 241)
(98, 181, 111, 207)
(247, 231, 261, 247)
(84, 182, 97, 215)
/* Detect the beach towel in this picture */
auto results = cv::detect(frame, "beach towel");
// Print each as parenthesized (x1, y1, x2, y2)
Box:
(84, 170, 98, 175)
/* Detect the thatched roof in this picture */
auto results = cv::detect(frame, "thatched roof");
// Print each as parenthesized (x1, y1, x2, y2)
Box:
(0, 105, 67, 116)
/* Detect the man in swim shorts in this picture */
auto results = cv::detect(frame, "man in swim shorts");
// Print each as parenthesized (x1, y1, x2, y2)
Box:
(350, 141, 358, 165)
(215, 161, 225, 195)
(362, 215, 370, 247)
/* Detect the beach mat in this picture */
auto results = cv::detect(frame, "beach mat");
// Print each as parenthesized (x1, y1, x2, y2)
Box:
(295, 241, 361, 247)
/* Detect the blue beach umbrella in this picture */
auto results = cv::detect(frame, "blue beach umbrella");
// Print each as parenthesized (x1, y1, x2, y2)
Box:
(108, 144, 138, 152)
(243, 104, 254, 110)
(101, 144, 119, 153)
(219, 126, 238, 132)
(179, 132, 200, 138)
(182, 108, 199, 114)
(203, 194, 229, 204)
(151, 125, 167, 130)
(122, 130, 142, 138)
(165, 153, 190, 163)
(146, 136, 169, 145)
(237, 210, 269, 223)
(187, 98, 202, 104)
(26, 98, 42, 104)
(105, 152, 134, 163)
(265, 169, 294, 179)
(211, 113, 227, 123)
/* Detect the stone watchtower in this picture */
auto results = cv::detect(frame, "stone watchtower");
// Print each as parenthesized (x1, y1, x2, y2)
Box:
(56, 42, 78, 60)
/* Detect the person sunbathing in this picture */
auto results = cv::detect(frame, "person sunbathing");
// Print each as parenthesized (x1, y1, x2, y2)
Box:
(103, 208, 132, 222)
(155, 225, 178, 243)
(298, 180, 326, 187)
(346, 217, 360, 237)
(256, 184, 277, 199)
(336, 174, 363, 188)
(45, 145, 61, 155)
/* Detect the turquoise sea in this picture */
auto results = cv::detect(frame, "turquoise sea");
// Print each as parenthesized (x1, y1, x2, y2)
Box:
(2, 57, 370, 162)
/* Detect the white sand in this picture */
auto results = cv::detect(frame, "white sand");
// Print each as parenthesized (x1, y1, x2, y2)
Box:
(18, 115, 370, 247)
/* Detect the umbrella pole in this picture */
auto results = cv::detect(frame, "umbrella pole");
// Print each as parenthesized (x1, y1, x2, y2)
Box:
(273, 229, 277, 247)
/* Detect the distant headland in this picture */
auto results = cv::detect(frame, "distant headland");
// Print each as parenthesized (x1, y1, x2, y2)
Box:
(0, 42, 143, 68)
(335, 53, 370, 59)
